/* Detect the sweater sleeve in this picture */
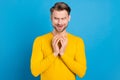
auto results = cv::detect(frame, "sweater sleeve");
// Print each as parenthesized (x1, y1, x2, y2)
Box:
(61, 38, 87, 78)
(30, 37, 56, 77)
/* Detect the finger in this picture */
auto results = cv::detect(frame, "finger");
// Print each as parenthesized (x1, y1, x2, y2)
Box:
(60, 37, 65, 43)
(53, 37, 60, 47)
(60, 37, 68, 46)
(55, 38, 60, 46)
(52, 35, 59, 44)
(52, 35, 58, 42)
(62, 36, 68, 42)
(59, 38, 64, 46)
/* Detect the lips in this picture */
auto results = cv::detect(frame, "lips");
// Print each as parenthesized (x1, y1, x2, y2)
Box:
(55, 24, 64, 31)
(57, 25, 63, 28)
(58, 26, 63, 28)
(57, 26, 63, 30)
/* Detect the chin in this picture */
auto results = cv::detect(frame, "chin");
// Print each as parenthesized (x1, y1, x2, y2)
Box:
(58, 29, 65, 33)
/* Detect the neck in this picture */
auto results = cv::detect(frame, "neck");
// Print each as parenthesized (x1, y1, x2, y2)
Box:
(52, 29, 67, 36)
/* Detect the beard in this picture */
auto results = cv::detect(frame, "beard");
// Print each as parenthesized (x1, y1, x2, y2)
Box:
(53, 24, 68, 33)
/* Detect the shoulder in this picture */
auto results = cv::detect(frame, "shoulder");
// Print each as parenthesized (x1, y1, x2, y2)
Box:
(34, 32, 52, 42)
(68, 33, 84, 43)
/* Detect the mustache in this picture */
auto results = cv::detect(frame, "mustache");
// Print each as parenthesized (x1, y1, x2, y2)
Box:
(56, 24, 63, 26)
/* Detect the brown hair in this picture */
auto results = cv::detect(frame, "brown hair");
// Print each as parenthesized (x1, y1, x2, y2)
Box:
(50, 2, 71, 15)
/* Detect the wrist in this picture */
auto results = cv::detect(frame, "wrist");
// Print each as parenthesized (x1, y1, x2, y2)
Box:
(53, 52, 58, 57)
(59, 52, 64, 56)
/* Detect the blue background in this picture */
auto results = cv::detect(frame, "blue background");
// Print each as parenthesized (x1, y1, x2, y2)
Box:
(0, 0, 120, 80)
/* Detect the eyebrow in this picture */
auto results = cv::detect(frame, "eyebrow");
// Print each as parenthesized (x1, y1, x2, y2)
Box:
(54, 17, 66, 19)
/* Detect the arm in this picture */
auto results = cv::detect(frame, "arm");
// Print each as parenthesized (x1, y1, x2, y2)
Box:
(61, 38, 87, 78)
(30, 37, 57, 77)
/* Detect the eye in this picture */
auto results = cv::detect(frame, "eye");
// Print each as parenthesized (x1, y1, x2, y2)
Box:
(62, 17, 66, 20)
(54, 17, 58, 20)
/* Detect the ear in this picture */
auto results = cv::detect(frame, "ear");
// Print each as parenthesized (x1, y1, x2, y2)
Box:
(50, 14, 52, 20)
(68, 15, 71, 21)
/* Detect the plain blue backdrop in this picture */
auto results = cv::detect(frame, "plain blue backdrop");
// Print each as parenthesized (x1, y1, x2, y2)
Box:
(0, 0, 120, 80)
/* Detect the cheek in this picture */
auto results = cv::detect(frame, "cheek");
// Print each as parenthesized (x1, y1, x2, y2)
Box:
(64, 20, 69, 25)
(52, 20, 58, 24)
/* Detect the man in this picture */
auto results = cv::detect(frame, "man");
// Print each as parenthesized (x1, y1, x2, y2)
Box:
(30, 2, 87, 80)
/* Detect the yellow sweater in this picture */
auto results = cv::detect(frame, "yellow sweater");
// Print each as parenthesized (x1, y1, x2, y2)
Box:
(30, 32, 87, 80)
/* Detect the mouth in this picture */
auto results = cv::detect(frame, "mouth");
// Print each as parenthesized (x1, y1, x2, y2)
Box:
(57, 26, 63, 30)
(57, 25, 63, 28)
(54, 25, 67, 32)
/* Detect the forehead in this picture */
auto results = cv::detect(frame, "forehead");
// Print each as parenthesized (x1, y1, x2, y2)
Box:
(52, 10, 69, 18)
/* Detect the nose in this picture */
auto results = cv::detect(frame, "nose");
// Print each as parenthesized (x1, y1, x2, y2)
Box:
(58, 19, 62, 25)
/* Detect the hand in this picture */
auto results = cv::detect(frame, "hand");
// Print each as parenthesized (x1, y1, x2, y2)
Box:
(52, 35, 60, 56)
(59, 36, 68, 56)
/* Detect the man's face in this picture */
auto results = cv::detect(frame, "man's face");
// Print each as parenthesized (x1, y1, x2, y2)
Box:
(51, 10, 70, 33)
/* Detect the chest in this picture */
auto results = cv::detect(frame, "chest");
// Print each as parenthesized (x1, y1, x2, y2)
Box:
(42, 39, 77, 59)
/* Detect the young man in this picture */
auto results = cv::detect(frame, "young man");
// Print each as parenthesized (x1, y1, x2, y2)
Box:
(30, 2, 87, 80)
